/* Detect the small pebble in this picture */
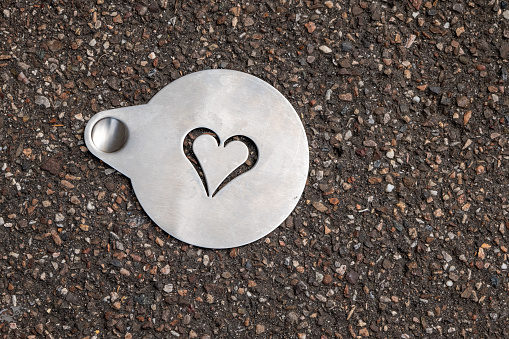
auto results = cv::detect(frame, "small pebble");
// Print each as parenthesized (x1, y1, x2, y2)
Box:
(430, 86, 441, 94)
(346, 270, 359, 284)
(452, 3, 464, 13)
(35, 96, 51, 108)
(344, 130, 352, 141)
(319, 45, 332, 53)
(457, 96, 470, 108)
(325, 89, 332, 101)
(255, 324, 265, 334)
(341, 42, 353, 52)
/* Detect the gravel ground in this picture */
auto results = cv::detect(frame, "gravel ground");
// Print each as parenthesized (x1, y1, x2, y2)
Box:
(1, 0, 509, 338)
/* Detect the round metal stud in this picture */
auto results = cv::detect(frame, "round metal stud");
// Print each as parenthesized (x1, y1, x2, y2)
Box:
(90, 117, 128, 153)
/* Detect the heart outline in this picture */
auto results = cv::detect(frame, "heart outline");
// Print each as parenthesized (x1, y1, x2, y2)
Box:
(183, 128, 258, 197)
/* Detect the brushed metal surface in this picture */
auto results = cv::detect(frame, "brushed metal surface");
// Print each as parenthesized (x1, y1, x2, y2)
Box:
(84, 70, 309, 248)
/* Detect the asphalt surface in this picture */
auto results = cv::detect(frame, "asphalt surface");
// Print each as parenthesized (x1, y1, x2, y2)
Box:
(1, 0, 509, 338)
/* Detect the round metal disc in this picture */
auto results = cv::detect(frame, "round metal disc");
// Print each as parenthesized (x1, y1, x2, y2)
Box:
(84, 70, 309, 248)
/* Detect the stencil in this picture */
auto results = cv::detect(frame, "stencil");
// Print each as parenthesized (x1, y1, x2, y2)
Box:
(84, 70, 308, 248)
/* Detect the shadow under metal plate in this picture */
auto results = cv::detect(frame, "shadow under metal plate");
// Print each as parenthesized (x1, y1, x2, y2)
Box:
(84, 70, 309, 249)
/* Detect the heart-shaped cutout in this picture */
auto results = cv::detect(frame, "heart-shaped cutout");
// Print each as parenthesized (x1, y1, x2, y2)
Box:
(189, 132, 256, 197)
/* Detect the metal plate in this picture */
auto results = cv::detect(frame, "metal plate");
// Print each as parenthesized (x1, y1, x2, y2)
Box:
(84, 70, 309, 248)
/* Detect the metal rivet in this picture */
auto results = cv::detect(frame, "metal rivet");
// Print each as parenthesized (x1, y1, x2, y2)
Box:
(90, 117, 127, 153)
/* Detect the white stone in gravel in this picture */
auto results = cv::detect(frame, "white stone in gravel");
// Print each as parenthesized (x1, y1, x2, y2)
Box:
(446, 280, 453, 287)
(442, 251, 453, 262)
(344, 130, 352, 141)
(336, 264, 347, 275)
(163, 284, 173, 293)
(386, 149, 395, 159)
(87, 201, 95, 210)
(0, 217, 3, 226)
(502, 263, 507, 270)
(35, 96, 50, 108)
(385, 184, 395, 192)
(325, 89, 332, 100)
(503, 10, 509, 20)
(148, 52, 156, 59)
(161, 265, 171, 274)
(412, 96, 420, 103)
(89, 38, 97, 47)
(316, 294, 327, 302)
(316, 170, 323, 180)
(319, 45, 332, 53)
(55, 213, 65, 222)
